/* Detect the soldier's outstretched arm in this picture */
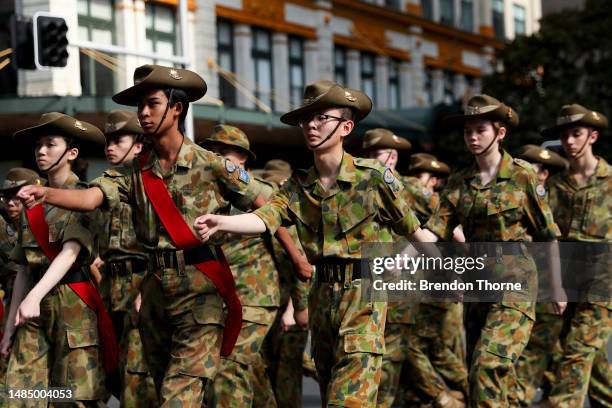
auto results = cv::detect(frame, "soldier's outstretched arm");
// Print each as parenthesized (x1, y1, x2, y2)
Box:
(194, 213, 266, 242)
(1, 267, 29, 357)
(17, 185, 104, 211)
(412, 227, 439, 243)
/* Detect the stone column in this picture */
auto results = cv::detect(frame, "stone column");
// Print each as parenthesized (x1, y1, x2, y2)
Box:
(478, 0, 493, 37)
(304, 40, 319, 85)
(375, 55, 389, 110)
(272, 32, 290, 113)
(314, 0, 334, 80)
(192, 0, 217, 99)
(406, 26, 425, 107)
(431, 68, 445, 104)
(346, 49, 361, 90)
(453, 73, 466, 101)
(234, 24, 254, 109)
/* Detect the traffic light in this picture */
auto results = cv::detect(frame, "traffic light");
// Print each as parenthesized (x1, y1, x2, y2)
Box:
(33, 12, 69, 68)
(9, 15, 35, 70)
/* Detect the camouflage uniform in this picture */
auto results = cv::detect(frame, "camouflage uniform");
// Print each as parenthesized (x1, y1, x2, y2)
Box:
(254, 152, 420, 407)
(208, 176, 280, 408)
(91, 137, 258, 406)
(95, 166, 157, 406)
(259, 224, 311, 408)
(6, 172, 106, 407)
(545, 157, 612, 408)
(425, 150, 560, 407)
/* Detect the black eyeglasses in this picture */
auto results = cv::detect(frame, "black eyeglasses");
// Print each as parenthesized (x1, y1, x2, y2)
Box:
(298, 113, 346, 127)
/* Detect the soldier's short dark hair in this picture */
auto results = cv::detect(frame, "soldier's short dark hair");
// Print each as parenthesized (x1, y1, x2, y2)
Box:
(163, 88, 190, 134)
(340, 107, 356, 121)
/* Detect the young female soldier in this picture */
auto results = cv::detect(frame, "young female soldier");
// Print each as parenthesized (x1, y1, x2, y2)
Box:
(1, 112, 116, 407)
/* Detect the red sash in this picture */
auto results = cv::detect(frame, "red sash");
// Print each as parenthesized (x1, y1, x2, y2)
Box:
(25, 204, 119, 372)
(139, 153, 242, 356)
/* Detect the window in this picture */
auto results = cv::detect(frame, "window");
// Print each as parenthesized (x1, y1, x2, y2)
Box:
(334, 46, 347, 86)
(513, 4, 526, 36)
(385, 0, 402, 10)
(78, 0, 116, 96)
(421, 0, 433, 20)
(146, 4, 177, 60)
(460, 0, 474, 32)
(440, 0, 454, 25)
(492, 0, 505, 41)
(424, 67, 434, 105)
(361, 52, 375, 104)
(443, 70, 455, 104)
(252, 28, 273, 110)
(388, 60, 400, 109)
(289, 37, 304, 109)
(217, 19, 236, 107)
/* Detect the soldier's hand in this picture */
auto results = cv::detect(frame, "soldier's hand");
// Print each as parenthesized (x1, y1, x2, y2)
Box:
(135, 292, 142, 313)
(0, 335, 12, 359)
(17, 185, 47, 209)
(15, 296, 41, 326)
(552, 287, 568, 315)
(294, 307, 309, 329)
(194, 214, 221, 242)
(293, 255, 313, 281)
(281, 307, 296, 332)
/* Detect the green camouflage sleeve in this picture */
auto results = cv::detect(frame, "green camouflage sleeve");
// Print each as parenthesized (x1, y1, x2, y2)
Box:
(521, 166, 561, 241)
(291, 278, 310, 311)
(253, 183, 293, 235)
(212, 156, 259, 211)
(425, 175, 462, 241)
(378, 172, 420, 237)
(90, 166, 132, 210)
(62, 216, 95, 265)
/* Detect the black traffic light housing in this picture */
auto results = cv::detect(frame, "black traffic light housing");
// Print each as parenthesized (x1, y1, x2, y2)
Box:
(33, 12, 69, 69)
(9, 15, 35, 70)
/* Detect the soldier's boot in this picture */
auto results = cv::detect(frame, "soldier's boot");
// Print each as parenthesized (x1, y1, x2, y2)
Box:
(433, 391, 466, 408)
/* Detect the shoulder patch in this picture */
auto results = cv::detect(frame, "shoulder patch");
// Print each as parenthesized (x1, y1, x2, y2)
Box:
(536, 184, 547, 197)
(238, 168, 250, 183)
(383, 168, 396, 184)
(225, 159, 236, 174)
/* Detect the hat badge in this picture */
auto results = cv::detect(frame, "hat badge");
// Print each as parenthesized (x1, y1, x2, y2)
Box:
(344, 91, 356, 102)
(507, 109, 513, 119)
(431, 160, 440, 169)
(466, 105, 481, 115)
(392, 135, 400, 143)
(169, 69, 182, 80)
(593, 112, 600, 120)
(74, 121, 87, 131)
(539, 150, 551, 160)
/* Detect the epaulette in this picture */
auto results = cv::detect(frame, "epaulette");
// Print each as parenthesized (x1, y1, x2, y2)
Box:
(353, 157, 386, 174)
(513, 158, 535, 172)
(354, 157, 403, 194)
(254, 176, 276, 189)
(103, 166, 125, 178)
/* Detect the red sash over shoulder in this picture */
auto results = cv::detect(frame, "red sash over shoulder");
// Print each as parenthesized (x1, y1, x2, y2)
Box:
(138, 152, 242, 356)
(25, 204, 119, 372)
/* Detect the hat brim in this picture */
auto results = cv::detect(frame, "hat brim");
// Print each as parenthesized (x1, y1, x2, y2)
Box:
(112, 81, 207, 106)
(443, 106, 519, 129)
(280, 90, 371, 126)
(13, 121, 105, 145)
(541, 120, 607, 139)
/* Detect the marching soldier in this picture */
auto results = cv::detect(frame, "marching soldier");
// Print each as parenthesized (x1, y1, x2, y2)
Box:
(1, 113, 117, 407)
(17, 64, 309, 406)
(402, 153, 469, 408)
(359, 128, 422, 408)
(541, 104, 612, 408)
(195, 80, 427, 407)
(512, 144, 568, 405)
(417, 95, 564, 407)
(96, 110, 157, 406)
(199, 125, 281, 407)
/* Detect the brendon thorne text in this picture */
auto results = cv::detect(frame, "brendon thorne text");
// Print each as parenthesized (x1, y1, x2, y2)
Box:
(373, 279, 522, 292)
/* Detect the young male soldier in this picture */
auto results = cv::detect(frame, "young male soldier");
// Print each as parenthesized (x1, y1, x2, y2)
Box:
(401, 153, 469, 408)
(194, 80, 429, 407)
(540, 104, 612, 408)
(17, 64, 310, 406)
(199, 125, 280, 407)
(359, 128, 422, 408)
(96, 110, 157, 406)
(513, 144, 568, 405)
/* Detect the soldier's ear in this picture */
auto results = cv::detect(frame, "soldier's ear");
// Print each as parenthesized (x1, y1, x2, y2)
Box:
(589, 129, 599, 144)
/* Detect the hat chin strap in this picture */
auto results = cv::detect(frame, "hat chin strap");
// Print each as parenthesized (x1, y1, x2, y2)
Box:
(116, 140, 136, 164)
(39, 140, 73, 174)
(307, 121, 343, 149)
(570, 130, 592, 159)
(149, 89, 174, 139)
(474, 134, 499, 157)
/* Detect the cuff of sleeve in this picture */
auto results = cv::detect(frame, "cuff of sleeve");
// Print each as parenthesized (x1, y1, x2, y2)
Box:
(535, 224, 561, 241)
(291, 279, 309, 311)
(393, 211, 420, 237)
(62, 224, 94, 264)
(90, 177, 119, 210)
(253, 208, 279, 235)
(424, 218, 449, 241)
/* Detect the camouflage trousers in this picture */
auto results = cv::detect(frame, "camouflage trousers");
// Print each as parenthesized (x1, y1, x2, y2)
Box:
(260, 309, 310, 408)
(6, 284, 106, 407)
(119, 308, 158, 407)
(514, 304, 564, 405)
(548, 302, 612, 408)
(377, 322, 413, 408)
(309, 279, 386, 407)
(208, 306, 277, 408)
(405, 302, 468, 403)
(465, 302, 534, 408)
(138, 266, 225, 407)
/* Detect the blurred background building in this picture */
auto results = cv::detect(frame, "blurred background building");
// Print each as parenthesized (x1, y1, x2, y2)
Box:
(0, 0, 542, 177)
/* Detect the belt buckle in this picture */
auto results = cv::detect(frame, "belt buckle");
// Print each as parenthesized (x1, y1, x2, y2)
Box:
(155, 252, 165, 270)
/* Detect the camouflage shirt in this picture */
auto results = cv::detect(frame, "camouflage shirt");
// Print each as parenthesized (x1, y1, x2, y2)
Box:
(254, 152, 420, 262)
(401, 176, 438, 225)
(91, 137, 259, 250)
(222, 176, 280, 307)
(94, 166, 147, 262)
(547, 157, 612, 242)
(0, 215, 19, 287)
(426, 150, 560, 242)
(12, 172, 95, 276)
